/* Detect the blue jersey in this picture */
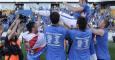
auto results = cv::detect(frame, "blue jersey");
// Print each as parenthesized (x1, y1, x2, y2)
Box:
(73, 3, 91, 21)
(73, 12, 81, 19)
(82, 4, 91, 15)
(45, 25, 67, 60)
(69, 29, 95, 60)
(96, 29, 110, 60)
(82, 4, 91, 21)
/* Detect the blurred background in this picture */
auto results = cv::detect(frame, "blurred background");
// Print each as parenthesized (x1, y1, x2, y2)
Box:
(0, 0, 115, 60)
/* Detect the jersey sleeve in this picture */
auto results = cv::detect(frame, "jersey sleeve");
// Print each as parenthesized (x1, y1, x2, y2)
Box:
(44, 26, 49, 33)
(68, 30, 75, 41)
(65, 29, 70, 40)
(89, 33, 95, 55)
(66, 30, 73, 54)
(90, 33, 97, 60)
(84, 4, 91, 13)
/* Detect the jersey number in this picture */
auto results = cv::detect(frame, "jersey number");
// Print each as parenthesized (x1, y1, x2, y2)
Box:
(46, 33, 62, 46)
(76, 37, 89, 50)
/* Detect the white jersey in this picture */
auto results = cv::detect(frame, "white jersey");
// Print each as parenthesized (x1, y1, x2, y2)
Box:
(23, 32, 46, 50)
(38, 10, 77, 28)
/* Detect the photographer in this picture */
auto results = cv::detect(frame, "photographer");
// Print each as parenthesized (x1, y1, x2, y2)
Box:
(4, 15, 23, 60)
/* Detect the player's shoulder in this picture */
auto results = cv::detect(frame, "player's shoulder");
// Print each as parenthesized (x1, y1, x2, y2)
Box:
(86, 28, 91, 32)
(85, 28, 91, 32)
(68, 29, 77, 33)
(38, 32, 45, 39)
(22, 31, 29, 38)
(59, 25, 67, 30)
(22, 31, 36, 41)
(56, 26, 68, 34)
(45, 25, 52, 28)
(85, 28, 92, 35)
(44, 25, 52, 31)
(38, 32, 44, 37)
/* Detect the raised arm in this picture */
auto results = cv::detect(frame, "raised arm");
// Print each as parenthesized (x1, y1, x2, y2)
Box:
(8, 15, 19, 33)
(91, 28, 104, 36)
(90, 34, 97, 60)
(36, 14, 41, 27)
(89, 24, 104, 36)
(8, 19, 20, 40)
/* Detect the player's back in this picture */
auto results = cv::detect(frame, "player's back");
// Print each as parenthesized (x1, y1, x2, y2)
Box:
(45, 25, 67, 60)
(96, 29, 110, 60)
(69, 28, 92, 60)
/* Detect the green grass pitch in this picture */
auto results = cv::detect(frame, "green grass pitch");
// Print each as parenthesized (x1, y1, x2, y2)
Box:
(10, 41, 115, 60)
(40, 42, 115, 60)
(108, 41, 115, 60)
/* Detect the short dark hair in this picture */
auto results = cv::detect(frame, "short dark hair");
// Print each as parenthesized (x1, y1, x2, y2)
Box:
(26, 21, 35, 32)
(50, 12, 60, 24)
(77, 17, 87, 31)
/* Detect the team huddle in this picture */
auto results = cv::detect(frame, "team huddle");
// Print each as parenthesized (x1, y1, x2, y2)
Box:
(0, 0, 111, 60)
(22, 11, 110, 60)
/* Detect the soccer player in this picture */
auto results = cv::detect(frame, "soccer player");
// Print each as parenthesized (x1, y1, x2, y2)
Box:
(44, 12, 67, 60)
(23, 21, 46, 60)
(69, 17, 95, 60)
(90, 18, 111, 60)
(5, 19, 22, 60)
(63, 0, 91, 20)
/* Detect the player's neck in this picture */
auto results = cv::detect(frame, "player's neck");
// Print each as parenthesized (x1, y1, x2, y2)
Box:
(29, 31, 37, 34)
(51, 24, 59, 26)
